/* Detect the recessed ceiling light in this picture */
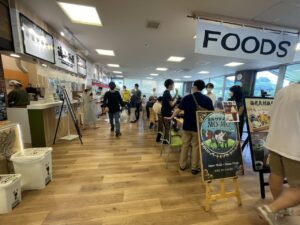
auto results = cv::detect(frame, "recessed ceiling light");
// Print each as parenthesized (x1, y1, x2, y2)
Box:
(107, 64, 120, 68)
(60, 31, 65, 37)
(41, 63, 48, 67)
(224, 62, 244, 67)
(174, 78, 181, 81)
(183, 76, 192, 78)
(146, 77, 153, 80)
(116, 75, 124, 78)
(156, 67, 168, 71)
(113, 71, 122, 74)
(193, 35, 197, 39)
(198, 71, 210, 74)
(150, 73, 159, 76)
(167, 56, 186, 62)
(58, 2, 102, 26)
(10, 53, 20, 58)
(296, 43, 300, 51)
(96, 49, 115, 56)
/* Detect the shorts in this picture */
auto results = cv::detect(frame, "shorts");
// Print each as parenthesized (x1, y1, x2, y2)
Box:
(269, 151, 300, 187)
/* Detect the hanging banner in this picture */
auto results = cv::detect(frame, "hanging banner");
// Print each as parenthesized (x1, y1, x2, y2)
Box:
(195, 20, 298, 63)
(54, 39, 77, 73)
(244, 97, 274, 171)
(197, 111, 244, 181)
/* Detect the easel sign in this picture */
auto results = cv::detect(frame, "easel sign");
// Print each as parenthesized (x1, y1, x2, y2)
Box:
(196, 111, 244, 211)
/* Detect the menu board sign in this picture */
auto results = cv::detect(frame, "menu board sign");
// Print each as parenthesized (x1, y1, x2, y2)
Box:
(19, 14, 55, 63)
(244, 97, 274, 171)
(54, 39, 77, 73)
(77, 55, 87, 76)
(197, 111, 244, 181)
(0, 0, 14, 51)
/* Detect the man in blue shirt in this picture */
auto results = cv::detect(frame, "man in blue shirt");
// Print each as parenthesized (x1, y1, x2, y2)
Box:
(166, 80, 214, 175)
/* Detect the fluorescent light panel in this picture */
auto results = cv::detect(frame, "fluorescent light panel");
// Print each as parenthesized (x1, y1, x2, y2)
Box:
(107, 64, 120, 68)
(58, 2, 102, 26)
(224, 62, 244, 67)
(150, 73, 159, 76)
(174, 78, 181, 81)
(296, 43, 300, 51)
(146, 77, 153, 79)
(167, 56, 185, 62)
(184, 76, 192, 78)
(116, 75, 124, 78)
(198, 71, 210, 74)
(113, 71, 122, 74)
(96, 49, 115, 56)
(10, 53, 20, 58)
(156, 67, 168, 71)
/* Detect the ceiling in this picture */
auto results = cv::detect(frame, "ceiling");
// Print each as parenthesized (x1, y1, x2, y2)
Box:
(17, 0, 300, 81)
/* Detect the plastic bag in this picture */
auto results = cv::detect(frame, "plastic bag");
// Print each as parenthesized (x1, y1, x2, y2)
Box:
(120, 110, 129, 123)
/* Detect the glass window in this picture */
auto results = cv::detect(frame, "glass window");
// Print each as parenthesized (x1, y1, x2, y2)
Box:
(224, 75, 236, 100)
(283, 64, 300, 88)
(210, 76, 225, 99)
(253, 69, 279, 97)
(111, 78, 123, 90)
(174, 82, 183, 97)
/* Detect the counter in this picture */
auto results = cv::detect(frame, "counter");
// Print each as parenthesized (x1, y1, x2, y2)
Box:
(27, 100, 81, 147)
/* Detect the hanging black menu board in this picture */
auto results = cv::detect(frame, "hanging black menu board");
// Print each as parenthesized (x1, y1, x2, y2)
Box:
(77, 55, 87, 77)
(19, 14, 55, 63)
(244, 97, 274, 172)
(197, 111, 244, 181)
(0, 0, 14, 51)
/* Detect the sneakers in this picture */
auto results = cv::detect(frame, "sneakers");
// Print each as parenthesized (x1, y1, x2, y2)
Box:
(110, 126, 114, 132)
(257, 205, 278, 225)
(191, 169, 201, 175)
(116, 132, 122, 137)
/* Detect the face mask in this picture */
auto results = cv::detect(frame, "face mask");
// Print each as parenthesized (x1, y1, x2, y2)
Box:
(207, 88, 212, 92)
(229, 92, 234, 97)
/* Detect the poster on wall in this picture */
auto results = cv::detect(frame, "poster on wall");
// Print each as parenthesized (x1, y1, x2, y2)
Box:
(197, 111, 244, 182)
(195, 19, 298, 63)
(19, 14, 55, 63)
(244, 97, 274, 171)
(77, 55, 87, 77)
(54, 39, 77, 73)
(223, 101, 239, 123)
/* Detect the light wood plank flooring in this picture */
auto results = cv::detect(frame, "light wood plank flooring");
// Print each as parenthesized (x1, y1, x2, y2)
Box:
(0, 119, 299, 225)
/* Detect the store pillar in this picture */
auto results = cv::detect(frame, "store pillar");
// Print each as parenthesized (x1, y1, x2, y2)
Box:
(235, 70, 256, 96)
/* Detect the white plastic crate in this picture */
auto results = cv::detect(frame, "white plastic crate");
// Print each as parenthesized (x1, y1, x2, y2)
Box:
(0, 174, 22, 214)
(11, 148, 53, 190)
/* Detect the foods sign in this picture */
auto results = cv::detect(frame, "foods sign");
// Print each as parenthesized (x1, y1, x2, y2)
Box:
(244, 98, 274, 171)
(54, 39, 77, 73)
(197, 111, 244, 181)
(195, 20, 299, 63)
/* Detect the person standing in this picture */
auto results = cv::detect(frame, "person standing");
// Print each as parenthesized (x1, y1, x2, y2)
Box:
(258, 83, 300, 225)
(205, 83, 216, 106)
(103, 82, 123, 137)
(82, 88, 98, 129)
(7, 80, 29, 107)
(228, 85, 245, 138)
(129, 89, 138, 123)
(134, 84, 142, 121)
(152, 88, 157, 98)
(166, 80, 214, 175)
(161, 79, 179, 143)
(121, 85, 130, 113)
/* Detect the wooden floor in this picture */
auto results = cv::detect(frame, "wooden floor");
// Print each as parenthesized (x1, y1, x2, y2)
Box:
(1, 118, 299, 225)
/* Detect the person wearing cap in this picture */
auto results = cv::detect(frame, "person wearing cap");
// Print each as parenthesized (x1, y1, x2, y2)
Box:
(7, 80, 29, 107)
(103, 82, 123, 137)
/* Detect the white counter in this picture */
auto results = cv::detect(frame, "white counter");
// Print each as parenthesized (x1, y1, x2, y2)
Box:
(27, 100, 79, 110)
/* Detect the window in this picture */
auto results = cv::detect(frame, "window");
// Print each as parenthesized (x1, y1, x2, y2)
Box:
(210, 76, 225, 99)
(283, 64, 300, 88)
(224, 76, 236, 100)
(111, 78, 123, 90)
(253, 69, 279, 97)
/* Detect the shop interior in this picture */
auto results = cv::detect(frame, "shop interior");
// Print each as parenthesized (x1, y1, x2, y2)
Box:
(0, 0, 300, 224)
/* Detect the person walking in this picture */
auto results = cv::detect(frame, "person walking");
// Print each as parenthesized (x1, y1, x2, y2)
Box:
(121, 85, 130, 114)
(165, 80, 214, 175)
(258, 82, 300, 225)
(103, 82, 123, 137)
(129, 89, 138, 123)
(134, 84, 142, 121)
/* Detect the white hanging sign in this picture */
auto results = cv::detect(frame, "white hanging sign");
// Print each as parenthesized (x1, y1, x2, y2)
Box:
(54, 39, 77, 73)
(195, 20, 299, 63)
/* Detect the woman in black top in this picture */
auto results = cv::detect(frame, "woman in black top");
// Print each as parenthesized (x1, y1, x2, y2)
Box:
(228, 85, 245, 139)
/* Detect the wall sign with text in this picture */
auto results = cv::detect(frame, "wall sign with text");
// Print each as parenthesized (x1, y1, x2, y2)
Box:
(197, 111, 244, 182)
(54, 39, 77, 73)
(195, 20, 299, 63)
(19, 14, 55, 63)
(77, 55, 87, 77)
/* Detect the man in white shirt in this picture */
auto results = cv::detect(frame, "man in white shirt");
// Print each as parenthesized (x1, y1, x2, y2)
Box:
(258, 83, 300, 225)
(205, 83, 216, 106)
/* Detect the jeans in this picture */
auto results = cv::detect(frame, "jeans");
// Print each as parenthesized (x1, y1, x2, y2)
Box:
(109, 112, 120, 133)
(135, 103, 140, 120)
